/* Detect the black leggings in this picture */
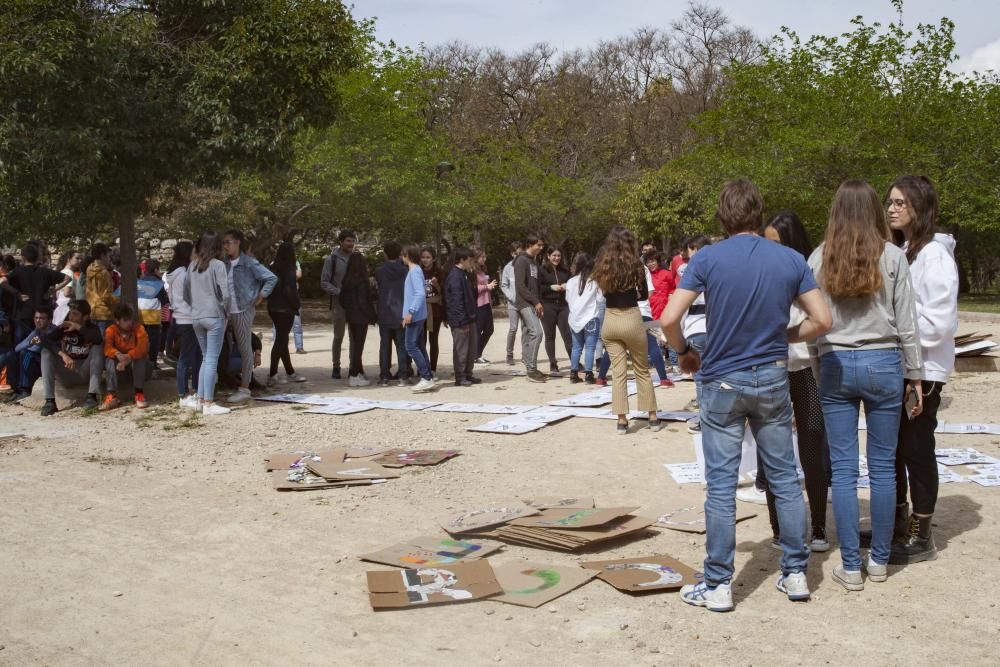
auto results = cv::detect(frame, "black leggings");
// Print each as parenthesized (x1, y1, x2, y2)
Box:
(541, 300, 571, 368)
(476, 304, 494, 357)
(348, 322, 369, 376)
(426, 316, 442, 372)
(269, 310, 296, 377)
(760, 367, 830, 533)
(896, 381, 944, 515)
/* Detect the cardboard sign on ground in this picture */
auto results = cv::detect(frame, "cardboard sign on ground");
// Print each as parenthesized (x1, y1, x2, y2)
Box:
(580, 554, 701, 592)
(270, 470, 385, 491)
(523, 497, 595, 510)
(491, 561, 597, 608)
(265, 449, 345, 471)
(370, 449, 461, 467)
(441, 501, 540, 534)
(426, 402, 539, 415)
(653, 505, 756, 534)
(360, 536, 504, 569)
(495, 514, 655, 551)
(508, 507, 639, 530)
(306, 458, 400, 481)
(367, 560, 502, 610)
(467, 417, 549, 435)
(257, 393, 338, 405)
(303, 402, 378, 416)
(344, 446, 399, 459)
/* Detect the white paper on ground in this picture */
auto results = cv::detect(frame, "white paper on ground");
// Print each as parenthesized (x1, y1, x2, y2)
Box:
(548, 389, 613, 407)
(663, 462, 706, 484)
(427, 403, 539, 414)
(373, 400, 442, 411)
(970, 463, 1000, 474)
(935, 448, 1000, 466)
(936, 464, 969, 484)
(257, 393, 339, 405)
(467, 418, 548, 435)
(955, 340, 998, 355)
(967, 472, 1000, 487)
(569, 408, 645, 420)
(304, 401, 379, 415)
(939, 423, 1000, 435)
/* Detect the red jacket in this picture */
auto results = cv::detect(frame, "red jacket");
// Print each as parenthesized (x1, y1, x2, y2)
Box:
(648, 266, 676, 320)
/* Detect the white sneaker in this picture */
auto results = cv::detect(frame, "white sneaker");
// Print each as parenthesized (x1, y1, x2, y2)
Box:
(475, 357, 490, 364)
(287, 373, 307, 383)
(348, 375, 370, 387)
(202, 402, 231, 416)
(680, 581, 733, 612)
(227, 387, 252, 404)
(412, 378, 435, 393)
(266, 375, 285, 388)
(179, 395, 201, 410)
(864, 557, 887, 583)
(736, 486, 768, 505)
(775, 571, 810, 601)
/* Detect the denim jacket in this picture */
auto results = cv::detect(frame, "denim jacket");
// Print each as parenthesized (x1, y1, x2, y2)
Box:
(225, 253, 277, 313)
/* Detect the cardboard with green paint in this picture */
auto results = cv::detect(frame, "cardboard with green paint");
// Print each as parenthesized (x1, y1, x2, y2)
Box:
(580, 554, 701, 592)
(491, 561, 597, 608)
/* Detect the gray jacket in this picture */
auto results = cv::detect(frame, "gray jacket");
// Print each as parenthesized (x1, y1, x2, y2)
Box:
(808, 242, 922, 379)
(500, 260, 516, 304)
(320, 248, 352, 308)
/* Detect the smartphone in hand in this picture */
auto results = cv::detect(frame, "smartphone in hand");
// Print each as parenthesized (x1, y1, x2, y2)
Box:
(904, 384, 919, 420)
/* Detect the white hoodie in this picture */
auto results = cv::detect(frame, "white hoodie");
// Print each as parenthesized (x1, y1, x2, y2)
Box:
(907, 233, 959, 383)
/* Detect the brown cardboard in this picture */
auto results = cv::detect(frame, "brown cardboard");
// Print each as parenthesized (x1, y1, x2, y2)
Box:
(371, 449, 461, 467)
(523, 496, 596, 510)
(580, 554, 701, 592)
(440, 501, 541, 534)
(270, 470, 381, 491)
(265, 448, 344, 471)
(508, 507, 639, 529)
(491, 561, 597, 608)
(306, 458, 400, 481)
(367, 560, 502, 610)
(495, 515, 655, 551)
(360, 536, 504, 569)
(654, 505, 756, 534)
(344, 446, 399, 459)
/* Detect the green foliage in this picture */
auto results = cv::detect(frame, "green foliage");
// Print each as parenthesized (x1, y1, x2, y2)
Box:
(614, 165, 713, 248)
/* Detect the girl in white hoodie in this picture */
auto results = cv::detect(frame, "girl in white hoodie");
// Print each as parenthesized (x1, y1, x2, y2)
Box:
(886, 175, 959, 565)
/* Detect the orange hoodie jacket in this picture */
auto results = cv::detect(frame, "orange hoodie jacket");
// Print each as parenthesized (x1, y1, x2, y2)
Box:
(104, 323, 149, 361)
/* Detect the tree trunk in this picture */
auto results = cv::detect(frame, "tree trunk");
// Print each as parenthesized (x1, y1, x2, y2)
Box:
(117, 210, 140, 315)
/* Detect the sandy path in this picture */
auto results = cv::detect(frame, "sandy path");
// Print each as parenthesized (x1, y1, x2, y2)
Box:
(1, 317, 998, 665)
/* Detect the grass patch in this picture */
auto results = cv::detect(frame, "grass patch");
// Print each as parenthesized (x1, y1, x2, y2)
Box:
(163, 411, 202, 431)
(83, 453, 146, 466)
(135, 405, 202, 431)
(959, 293, 1000, 314)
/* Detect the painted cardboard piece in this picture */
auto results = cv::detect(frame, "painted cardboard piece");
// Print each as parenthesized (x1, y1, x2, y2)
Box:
(270, 470, 384, 491)
(491, 561, 597, 608)
(360, 536, 504, 569)
(654, 505, 756, 534)
(367, 560, 503, 610)
(343, 446, 399, 459)
(508, 507, 639, 529)
(467, 418, 549, 435)
(372, 400, 442, 411)
(306, 458, 400, 481)
(370, 449, 461, 467)
(523, 496, 596, 510)
(440, 501, 541, 534)
(265, 448, 345, 471)
(495, 514, 655, 551)
(580, 554, 701, 592)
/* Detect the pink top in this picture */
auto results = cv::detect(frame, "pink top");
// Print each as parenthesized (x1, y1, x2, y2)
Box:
(476, 272, 492, 307)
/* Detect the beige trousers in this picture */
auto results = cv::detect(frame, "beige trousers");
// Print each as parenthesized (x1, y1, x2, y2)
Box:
(601, 307, 657, 416)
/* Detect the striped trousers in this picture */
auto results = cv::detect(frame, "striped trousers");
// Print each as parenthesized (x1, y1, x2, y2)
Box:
(230, 307, 256, 387)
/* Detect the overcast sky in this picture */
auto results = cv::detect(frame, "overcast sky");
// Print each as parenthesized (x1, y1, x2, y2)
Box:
(355, 0, 1000, 74)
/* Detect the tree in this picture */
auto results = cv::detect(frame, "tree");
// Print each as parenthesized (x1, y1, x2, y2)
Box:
(0, 0, 359, 307)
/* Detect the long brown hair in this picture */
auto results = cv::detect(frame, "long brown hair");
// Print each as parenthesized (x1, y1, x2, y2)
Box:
(592, 226, 645, 294)
(820, 180, 891, 298)
(887, 175, 939, 264)
(192, 232, 222, 273)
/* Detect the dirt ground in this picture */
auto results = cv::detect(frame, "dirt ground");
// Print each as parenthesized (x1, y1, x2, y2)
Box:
(1, 314, 998, 666)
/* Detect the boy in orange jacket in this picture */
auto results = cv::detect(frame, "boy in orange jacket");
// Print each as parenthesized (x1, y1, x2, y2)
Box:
(100, 304, 149, 410)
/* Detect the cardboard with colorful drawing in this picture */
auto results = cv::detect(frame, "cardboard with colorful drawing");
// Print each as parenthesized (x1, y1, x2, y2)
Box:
(580, 554, 701, 592)
(360, 536, 504, 569)
(367, 560, 503, 610)
(491, 561, 597, 608)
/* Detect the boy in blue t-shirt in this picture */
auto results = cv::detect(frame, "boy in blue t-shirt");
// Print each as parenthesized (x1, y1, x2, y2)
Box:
(660, 179, 831, 612)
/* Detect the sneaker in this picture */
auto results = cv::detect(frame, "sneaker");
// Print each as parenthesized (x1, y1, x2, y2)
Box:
(616, 421, 628, 435)
(648, 419, 665, 433)
(348, 375, 371, 387)
(40, 399, 58, 417)
(6, 390, 29, 404)
(412, 378, 435, 393)
(397, 378, 410, 387)
(295, 348, 306, 354)
(832, 565, 864, 591)
(377, 378, 390, 387)
(549, 365, 560, 377)
(659, 378, 675, 388)
(776, 572, 810, 601)
(227, 387, 252, 404)
(680, 581, 733, 612)
(687, 419, 701, 434)
(809, 526, 831, 552)
(134, 391, 147, 409)
(467, 376, 482, 384)
(584, 372, 595, 385)
(455, 379, 473, 387)
(99, 394, 120, 412)
(475, 357, 490, 364)
(594, 377, 607, 386)
(83, 394, 99, 410)
(864, 557, 887, 583)
(331, 368, 342, 380)
(526, 369, 548, 383)
(266, 375, 280, 388)
(180, 395, 201, 410)
(736, 486, 768, 505)
(287, 373, 306, 383)
(569, 371, 582, 384)
(505, 356, 515, 365)
(202, 402, 231, 416)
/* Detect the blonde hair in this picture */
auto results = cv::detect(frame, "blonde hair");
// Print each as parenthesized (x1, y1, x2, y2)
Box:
(821, 180, 891, 298)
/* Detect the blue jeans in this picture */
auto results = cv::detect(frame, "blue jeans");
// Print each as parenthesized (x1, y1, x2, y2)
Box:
(700, 361, 808, 586)
(689, 332, 707, 406)
(570, 317, 600, 372)
(404, 320, 432, 381)
(293, 312, 304, 351)
(192, 317, 225, 401)
(642, 316, 667, 379)
(819, 349, 903, 569)
(175, 323, 203, 396)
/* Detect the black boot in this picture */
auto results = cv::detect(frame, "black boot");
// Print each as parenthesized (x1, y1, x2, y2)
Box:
(860, 501, 909, 547)
(889, 515, 937, 565)
(569, 371, 581, 384)
(584, 372, 595, 385)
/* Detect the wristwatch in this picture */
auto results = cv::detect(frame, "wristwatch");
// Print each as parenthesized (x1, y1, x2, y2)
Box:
(678, 341, 691, 356)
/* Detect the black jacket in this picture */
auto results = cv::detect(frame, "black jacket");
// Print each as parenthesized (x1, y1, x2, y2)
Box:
(539, 264, 570, 305)
(266, 265, 301, 314)
(373, 259, 408, 327)
(444, 266, 476, 327)
(512, 252, 540, 309)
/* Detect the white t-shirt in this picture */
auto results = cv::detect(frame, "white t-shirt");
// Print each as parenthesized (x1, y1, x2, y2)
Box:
(565, 276, 605, 332)
(227, 256, 240, 314)
(682, 293, 706, 339)
(637, 267, 654, 319)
